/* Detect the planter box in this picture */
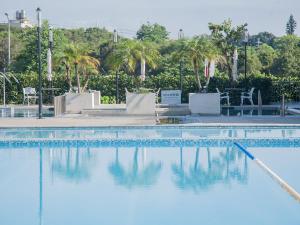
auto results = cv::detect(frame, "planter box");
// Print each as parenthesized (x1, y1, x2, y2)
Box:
(189, 93, 220, 115)
(90, 90, 101, 106)
(65, 93, 96, 113)
(54, 95, 66, 116)
(126, 92, 156, 115)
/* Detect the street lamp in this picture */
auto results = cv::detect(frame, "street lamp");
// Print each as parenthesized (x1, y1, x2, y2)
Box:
(243, 31, 249, 81)
(48, 26, 54, 102)
(4, 13, 10, 68)
(113, 29, 119, 104)
(37, 7, 42, 119)
(3, 13, 10, 107)
(178, 29, 184, 97)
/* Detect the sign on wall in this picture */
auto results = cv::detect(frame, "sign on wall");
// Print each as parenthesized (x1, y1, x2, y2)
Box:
(161, 90, 181, 104)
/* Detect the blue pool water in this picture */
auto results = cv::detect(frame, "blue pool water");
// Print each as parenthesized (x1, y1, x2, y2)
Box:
(0, 126, 300, 225)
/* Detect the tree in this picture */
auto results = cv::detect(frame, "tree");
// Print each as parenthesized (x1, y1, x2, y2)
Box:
(106, 39, 160, 79)
(59, 43, 100, 93)
(249, 32, 276, 47)
(272, 35, 300, 77)
(286, 14, 297, 35)
(256, 44, 277, 74)
(136, 22, 169, 43)
(209, 19, 247, 81)
(13, 21, 67, 74)
(173, 36, 219, 91)
(238, 46, 262, 75)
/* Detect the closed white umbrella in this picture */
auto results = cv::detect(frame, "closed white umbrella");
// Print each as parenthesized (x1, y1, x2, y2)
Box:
(47, 48, 52, 81)
(209, 60, 215, 78)
(140, 58, 146, 81)
(232, 48, 238, 81)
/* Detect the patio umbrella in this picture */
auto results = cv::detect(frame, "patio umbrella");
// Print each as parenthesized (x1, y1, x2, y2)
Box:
(47, 48, 52, 81)
(140, 58, 146, 81)
(232, 48, 238, 81)
(209, 60, 215, 78)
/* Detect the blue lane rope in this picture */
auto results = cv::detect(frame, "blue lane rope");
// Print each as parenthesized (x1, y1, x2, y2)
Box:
(233, 142, 300, 202)
(233, 142, 255, 160)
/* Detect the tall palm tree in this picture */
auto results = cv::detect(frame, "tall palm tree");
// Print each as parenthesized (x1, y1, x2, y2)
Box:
(106, 39, 160, 80)
(57, 43, 100, 93)
(68, 44, 100, 93)
(54, 46, 73, 91)
(173, 36, 219, 92)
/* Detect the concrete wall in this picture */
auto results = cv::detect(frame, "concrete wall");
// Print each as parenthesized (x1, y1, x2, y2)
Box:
(126, 92, 156, 115)
(189, 93, 220, 115)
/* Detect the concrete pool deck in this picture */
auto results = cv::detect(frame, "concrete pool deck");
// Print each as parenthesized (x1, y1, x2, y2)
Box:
(0, 115, 300, 127)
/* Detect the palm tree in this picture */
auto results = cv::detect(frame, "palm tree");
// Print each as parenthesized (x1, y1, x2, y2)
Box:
(54, 46, 73, 91)
(68, 44, 100, 93)
(173, 36, 219, 92)
(106, 39, 160, 80)
(57, 43, 100, 93)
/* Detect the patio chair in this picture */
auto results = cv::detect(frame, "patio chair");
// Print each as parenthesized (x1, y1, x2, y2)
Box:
(23, 87, 38, 105)
(241, 87, 255, 105)
(216, 88, 230, 105)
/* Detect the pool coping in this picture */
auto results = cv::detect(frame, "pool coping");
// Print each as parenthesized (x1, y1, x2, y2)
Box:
(0, 115, 300, 128)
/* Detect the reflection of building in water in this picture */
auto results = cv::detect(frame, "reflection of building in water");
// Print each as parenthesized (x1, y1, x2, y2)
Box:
(109, 147, 162, 189)
(50, 147, 95, 182)
(172, 147, 248, 192)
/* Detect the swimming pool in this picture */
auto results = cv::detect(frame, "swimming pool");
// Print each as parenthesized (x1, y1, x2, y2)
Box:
(0, 126, 299, 225)
(0, 107, 54, 118)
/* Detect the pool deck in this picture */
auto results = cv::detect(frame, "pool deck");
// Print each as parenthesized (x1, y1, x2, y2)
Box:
(0, 115, 300, 127)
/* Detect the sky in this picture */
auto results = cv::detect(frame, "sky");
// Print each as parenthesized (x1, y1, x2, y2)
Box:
(1, 0, 300, 38)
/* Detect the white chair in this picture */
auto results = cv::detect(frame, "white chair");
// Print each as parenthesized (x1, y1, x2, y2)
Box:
(241, 87, 255, 105)
(23, 87, 38, 105)
(216, 88, 230, 105)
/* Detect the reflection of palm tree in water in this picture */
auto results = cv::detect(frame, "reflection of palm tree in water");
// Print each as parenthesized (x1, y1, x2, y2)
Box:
(109, 147, 162, 189)
(172, 147, 248, 192)
(51, 147, 94, 182)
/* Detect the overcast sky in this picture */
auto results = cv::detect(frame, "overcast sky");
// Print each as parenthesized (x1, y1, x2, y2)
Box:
(1, 0, 299, 38)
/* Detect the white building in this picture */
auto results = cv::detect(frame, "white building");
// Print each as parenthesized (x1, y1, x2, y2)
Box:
(0, 10, 33, 29)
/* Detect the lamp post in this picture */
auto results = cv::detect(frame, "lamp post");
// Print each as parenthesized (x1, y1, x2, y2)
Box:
(4, 13, 10, 68)
(48, 26, 54, 103)
(37, 8, 42, 119)
(178, 29, 184, 96)
(113, 29, 119, 104)
(243, 31, 249, 81)
(4, 13, 10, 107)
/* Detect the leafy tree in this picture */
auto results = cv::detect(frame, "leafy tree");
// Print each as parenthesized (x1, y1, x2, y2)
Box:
(136, 22, 169, 43)
(249, 32, 276, 47)
(0, 28, 23, 72)
(256, 44, 277, 74)
(13, 21, 67, 75)
(286, 14, 297, 35)
(238, 46, 262, 75)
(209, 19, 247, 81)
(272, 35, 300, 77)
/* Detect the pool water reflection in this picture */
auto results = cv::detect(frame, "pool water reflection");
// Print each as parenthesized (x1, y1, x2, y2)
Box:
(0, 145, 299, 225)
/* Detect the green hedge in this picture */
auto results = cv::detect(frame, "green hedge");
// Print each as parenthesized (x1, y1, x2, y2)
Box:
(1, 72, 299, 105)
